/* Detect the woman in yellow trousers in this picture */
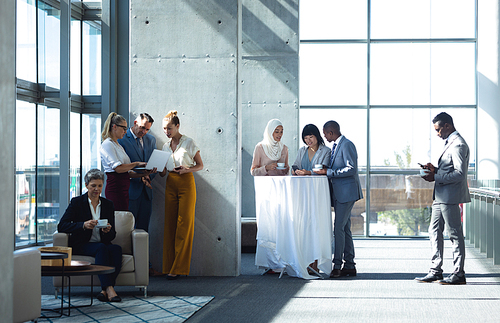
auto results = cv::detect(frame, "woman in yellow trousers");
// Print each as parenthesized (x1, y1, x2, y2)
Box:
(159, 111, 204, 279)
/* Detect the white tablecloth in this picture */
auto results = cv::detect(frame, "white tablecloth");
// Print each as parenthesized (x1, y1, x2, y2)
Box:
(254, 176, 333, 279)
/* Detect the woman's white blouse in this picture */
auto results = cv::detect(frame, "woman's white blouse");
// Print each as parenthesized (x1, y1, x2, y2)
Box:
(100, 138, 131, 173)
(162, 135, 200, 171)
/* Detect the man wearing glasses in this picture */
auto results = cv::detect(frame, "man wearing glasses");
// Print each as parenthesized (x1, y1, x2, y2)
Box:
(118, 113, 162, 276)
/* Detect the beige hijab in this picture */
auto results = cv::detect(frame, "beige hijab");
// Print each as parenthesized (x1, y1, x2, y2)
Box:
(260, 119, 284, 160)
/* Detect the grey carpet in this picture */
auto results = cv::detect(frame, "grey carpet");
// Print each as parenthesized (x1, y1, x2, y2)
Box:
(43, 239, 500, 322)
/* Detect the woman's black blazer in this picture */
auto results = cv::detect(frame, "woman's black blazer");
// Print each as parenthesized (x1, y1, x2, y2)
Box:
(57, 193, 116, 248)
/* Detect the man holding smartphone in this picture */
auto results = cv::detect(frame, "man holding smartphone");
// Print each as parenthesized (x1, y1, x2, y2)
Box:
(415, 112, 471, 285)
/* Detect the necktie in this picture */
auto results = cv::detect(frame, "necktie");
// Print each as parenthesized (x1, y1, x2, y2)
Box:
(329, 143, 337, 166)
(137, 138, 144, 157)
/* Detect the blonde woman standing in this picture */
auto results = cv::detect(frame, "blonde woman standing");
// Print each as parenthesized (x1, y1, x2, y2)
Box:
(100, 112, 153, 211)
(159, 111, 204, 279)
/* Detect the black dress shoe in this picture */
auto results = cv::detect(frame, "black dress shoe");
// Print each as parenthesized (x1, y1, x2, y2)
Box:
(415, 272, 443, 283)
(438, 274, 466, 285)
(96, 292, 107, 302)
(109, 295, 122, 302)
(340, 267, 357, 277)
(330, 269, 341, 278)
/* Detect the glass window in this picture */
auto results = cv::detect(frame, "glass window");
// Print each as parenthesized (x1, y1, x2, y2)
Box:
(15, 100, 37, 246)
(83, 21, 102, 95)
(369, 174, 474, 236)
(300, 0, 367, 40)
(371, 0, 475, 39)
(369, 174, 434, 236)
(300, 0, 477, 237)
(38, 0, 60, 88)
(17, 0, 37, 82)
(37, 105, 60, 243)
(370, 43, 476, 105)
(15, 0, 103, 247)
(300, 44, 367, 106)
(370, 108, 476, 169)
(81, 114, 101, 193)
(71, 19, 82, 95)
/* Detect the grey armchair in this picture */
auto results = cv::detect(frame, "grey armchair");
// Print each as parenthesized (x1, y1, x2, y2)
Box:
(13, 248, 41, 323)
(53, 211, 149, 296)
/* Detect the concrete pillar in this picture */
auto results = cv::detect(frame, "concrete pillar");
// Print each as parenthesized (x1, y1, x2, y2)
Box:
(477, 0, 500, 180)
(0, 0, 16, 320)
(130, 0, 240, 275)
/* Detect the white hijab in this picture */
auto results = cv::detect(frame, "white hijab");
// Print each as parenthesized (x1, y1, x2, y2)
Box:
(260, 119, 284, 160)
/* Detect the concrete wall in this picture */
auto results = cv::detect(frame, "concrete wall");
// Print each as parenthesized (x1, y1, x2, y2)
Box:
(0, 0, 16, 320)
(477, 0, 500, 180)
(129, 0, 298, 275)
(240, 0, 299, 217)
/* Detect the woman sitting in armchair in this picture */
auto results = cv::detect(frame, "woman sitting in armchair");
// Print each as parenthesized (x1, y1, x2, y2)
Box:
(57, 169, 123, 302)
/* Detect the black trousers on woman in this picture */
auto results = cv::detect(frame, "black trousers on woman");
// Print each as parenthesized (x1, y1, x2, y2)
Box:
(73, 242, 122, 289)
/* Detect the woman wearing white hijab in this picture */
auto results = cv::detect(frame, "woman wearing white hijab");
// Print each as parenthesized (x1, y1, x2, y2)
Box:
(251, 119, 289, 176)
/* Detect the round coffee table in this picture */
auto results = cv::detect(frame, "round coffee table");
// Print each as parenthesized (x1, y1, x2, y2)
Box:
(41, 264, 115, 317)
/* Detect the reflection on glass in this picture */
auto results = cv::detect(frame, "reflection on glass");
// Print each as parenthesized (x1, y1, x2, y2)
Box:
(15, 100, 36, 246)
(371, 0, 475, 39)
(71, 19, 82, 95)
(83, 21, 102, 95)
(37, 105, 60, 243)
(300, 0, 367, 40)
(369, 174, 434, 236)
(81, 114, 101, 193)
(38, 0, 60, 89)
(370, 43, 475, 105)
(370, 108, 476, 169)
(70, 112, 81, 199)
(300, 44, 367, 106)
(17, 0, 37, 82)
(299, 108, 367, 168)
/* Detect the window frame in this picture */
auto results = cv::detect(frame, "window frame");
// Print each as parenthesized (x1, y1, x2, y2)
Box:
(14, 0, 103, 247)
(299, 0, 478, 237)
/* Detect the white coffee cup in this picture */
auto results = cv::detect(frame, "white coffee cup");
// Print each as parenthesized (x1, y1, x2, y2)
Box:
(277, 162, 285, 168)
(419, 168, 430, 176)
(314, 164, 323, 169)
(97, 219, 108, 227)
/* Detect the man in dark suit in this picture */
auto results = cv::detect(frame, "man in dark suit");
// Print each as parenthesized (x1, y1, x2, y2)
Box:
(316, 121, 363, 278)
(416, 112, 471, 285)
(118, 113, 157, 232)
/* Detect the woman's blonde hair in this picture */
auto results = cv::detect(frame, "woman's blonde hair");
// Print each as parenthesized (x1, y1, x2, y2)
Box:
(163, 110, 180, 126)
(101, 112, 126, 141)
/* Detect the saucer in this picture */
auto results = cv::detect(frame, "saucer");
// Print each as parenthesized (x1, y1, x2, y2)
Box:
(312, 168, 321, 172)
(276, 167, 286, 170)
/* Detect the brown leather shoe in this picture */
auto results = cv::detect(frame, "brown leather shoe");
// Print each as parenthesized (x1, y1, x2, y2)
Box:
(330, 269, 341, 278)
(340, 268, 357, 277)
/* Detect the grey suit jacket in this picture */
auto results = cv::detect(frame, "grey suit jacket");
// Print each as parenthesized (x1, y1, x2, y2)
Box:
(433, 132, 471, 204)
(327, 136, 363, 204)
